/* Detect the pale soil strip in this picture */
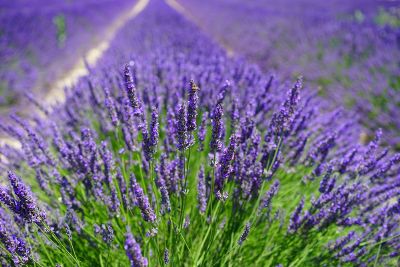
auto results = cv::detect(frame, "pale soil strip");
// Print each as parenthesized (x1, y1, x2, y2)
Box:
(0, 0, 149, 149)
(45, 0, 150, 105)
(165, 0, 235, 57)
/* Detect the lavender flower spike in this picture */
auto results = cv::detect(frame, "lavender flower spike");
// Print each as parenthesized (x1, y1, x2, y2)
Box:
(288, 197, 305, 233)
(176, 103, 190, 151)
(215, 134, 236, 193)
(124, 64, 140, 113)
(164, 248, 169, 265)
(238, 222, 251, 245)
(187, 80, 200, 132)
(197, 166, 207, 214)
(198, 112, 208, 152)
(104, 87, 119, 127)
(259, 180, 280, 211)
(8, 171, 40, 223)
(130, 174, 156, 223)
(149, 106, 159, 147)
(210, 103, 224, 153)
(124, 231, 148, 267)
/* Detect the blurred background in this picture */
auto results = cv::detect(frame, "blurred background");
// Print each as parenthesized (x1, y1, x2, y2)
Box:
(1, 0, 399, 147)
(0, 0, 133, 111)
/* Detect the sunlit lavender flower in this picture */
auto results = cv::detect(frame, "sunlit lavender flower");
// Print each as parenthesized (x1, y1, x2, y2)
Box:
(197, 166, 207, 214)
(231, 98, 239, 132)
(104, 87, 119, 126)
(0, 223, 30, 265)
(184, 215, 190, 229)
(7, 171, 41, 223)
(155, 166, 171, 214)
(216, 190, 228, 202)
(130, 174, 156, 223)
(267, 77, 302, 138)
(94, 223, 114, 245)
(238, 222, 251, 245)
(198, 112, 208, 152)
(124, 231, 148, 267)
(149, 107, 159, 148)
(164, 248, 169, 265)
(210, 103, 224, 153)
(288, 197, 305, 233)
(215, 135, 236, 193)
(176, 103, 190, 151)
(217, 80, 230, 104)
(187, 80, 199, 132)
(329, 231, 356, 251)
(259, 180, 280, 212)
(124, 64, 141, 115)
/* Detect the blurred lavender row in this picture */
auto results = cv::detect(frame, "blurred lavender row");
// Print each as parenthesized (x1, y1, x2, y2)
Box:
(0, 1, 399, 265)
(0, 0, 134, 110)
(179, 0, 400, 148)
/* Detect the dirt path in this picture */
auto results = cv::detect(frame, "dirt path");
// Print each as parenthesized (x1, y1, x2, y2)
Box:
(45, 0, 150, 105)
(165, 0, 234, 57)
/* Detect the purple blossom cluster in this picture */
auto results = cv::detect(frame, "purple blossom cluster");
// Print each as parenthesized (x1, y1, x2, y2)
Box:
(180, 0, 400, 148)
(0, 0, 134, 109)
(0, 0, 398, 265)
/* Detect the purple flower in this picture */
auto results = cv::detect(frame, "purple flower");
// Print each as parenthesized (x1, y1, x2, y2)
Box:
(187, 80, 199, 132)
(210, 103, 224, 153)
(198, 112, 208, 152)
(124, 231, 148, 267)
(100, 141, 114, 186)
(164, 248, 169, 265)
(217, 80, 230, 104)
(155, 166, 171, 214)
(149, 107, 159, 148)
(267, 77, 302, 139)
(176, 103, 191, 151)
(124, 64, 141, 115)
(116, 169, 129, 209)
(6, 171, 41, 223)
(259, 180, 280, 212)
(238, 222, 251, 245)
(215, 135, 236, 193)
(288, 197, 304, 233)
(0, 225, 30, 265)
(197, 166, 207, 214)
(103, 87, 119, 127)
(130, 175, 156, 223)
(94, 223, 114, 245)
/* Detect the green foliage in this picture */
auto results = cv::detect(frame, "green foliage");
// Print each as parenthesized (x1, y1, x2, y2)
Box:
(9, 113, 373, 267)
(375, 7, 400, 28)
(53, 14, 67, 48)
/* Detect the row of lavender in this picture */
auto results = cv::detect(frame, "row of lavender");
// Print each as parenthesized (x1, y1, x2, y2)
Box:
(0, 0, 399, 266)
(0, 0, 134, 110)
(179, 0, 400, 148)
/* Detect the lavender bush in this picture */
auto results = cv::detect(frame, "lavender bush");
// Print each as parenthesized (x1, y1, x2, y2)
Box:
(0, 0, 133, 109)
(179, 0, 400, 148)
(0, 1, 399, 266)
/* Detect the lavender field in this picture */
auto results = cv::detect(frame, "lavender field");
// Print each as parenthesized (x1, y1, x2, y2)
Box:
(0, 0, 399, 266)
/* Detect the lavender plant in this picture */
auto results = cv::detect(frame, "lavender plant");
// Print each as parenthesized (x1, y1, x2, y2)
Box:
(180, 0, 400, 148)
(0, 1, 399, 266)
(0, 0, 133, 109)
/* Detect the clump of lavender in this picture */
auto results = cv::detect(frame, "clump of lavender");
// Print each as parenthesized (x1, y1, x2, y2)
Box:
(187, 80, 200, 132)
(197, 166, 207, 214)
(0, 2, 398, 267)
(238, 223, 251, 245)
(130, 175, 156, 223)
(176, 103, 191, 151)
(0, 171, 42, 223)
(124, 231, 148, 267)
(210, 103, 224, 153)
